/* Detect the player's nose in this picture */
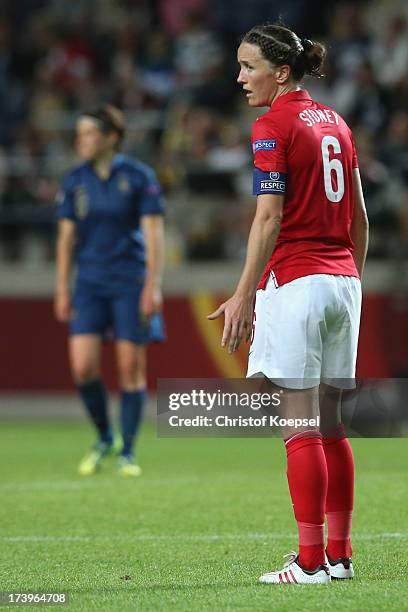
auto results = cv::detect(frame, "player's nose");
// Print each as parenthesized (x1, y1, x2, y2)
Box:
(237, 69, 246, 84)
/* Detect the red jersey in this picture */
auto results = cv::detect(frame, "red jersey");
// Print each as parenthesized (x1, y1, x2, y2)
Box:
(252, 89, 359, 289)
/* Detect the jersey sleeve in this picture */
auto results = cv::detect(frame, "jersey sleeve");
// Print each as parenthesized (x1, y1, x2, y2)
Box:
(252, 116, 288, 196)
(55, 173, 76, 221)
(139, 167, 165, 216)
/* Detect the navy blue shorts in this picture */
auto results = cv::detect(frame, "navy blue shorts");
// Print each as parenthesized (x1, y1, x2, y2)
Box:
(70, 282, 166, 344)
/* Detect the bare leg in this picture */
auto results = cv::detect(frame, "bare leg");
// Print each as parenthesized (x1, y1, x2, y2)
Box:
(115, 341, 146, 391)
(69, 334, 102, 384)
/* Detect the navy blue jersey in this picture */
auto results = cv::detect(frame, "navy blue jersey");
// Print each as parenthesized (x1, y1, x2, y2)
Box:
(56, 154, 165, 292)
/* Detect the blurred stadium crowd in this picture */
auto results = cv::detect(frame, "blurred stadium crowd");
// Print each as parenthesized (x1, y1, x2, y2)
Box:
(0, 0, 407, 263)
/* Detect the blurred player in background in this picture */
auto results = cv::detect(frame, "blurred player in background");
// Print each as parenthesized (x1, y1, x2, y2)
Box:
(209, 23, 369, 584)
(54, 105, 165, 477)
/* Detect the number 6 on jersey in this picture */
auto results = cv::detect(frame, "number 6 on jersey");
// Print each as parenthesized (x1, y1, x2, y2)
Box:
(321, 135, 345, 203)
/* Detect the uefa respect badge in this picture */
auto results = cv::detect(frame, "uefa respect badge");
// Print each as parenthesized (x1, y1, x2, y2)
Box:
(253, 139, 277, 152)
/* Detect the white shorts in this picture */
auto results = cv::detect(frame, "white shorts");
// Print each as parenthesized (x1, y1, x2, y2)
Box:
(247, 274, 362, 389)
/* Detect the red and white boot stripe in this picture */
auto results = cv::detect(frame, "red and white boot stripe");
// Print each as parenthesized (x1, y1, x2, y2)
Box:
(278, 570, 298, 584)
(289, 569, 298, 584)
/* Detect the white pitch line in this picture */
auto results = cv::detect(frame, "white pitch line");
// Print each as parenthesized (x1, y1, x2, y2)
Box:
(1, 533, 407, 543)
(0, 478, 201, 491)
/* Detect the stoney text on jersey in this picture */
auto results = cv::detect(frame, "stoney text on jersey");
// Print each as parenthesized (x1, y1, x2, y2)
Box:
(299, 108, 340, 128)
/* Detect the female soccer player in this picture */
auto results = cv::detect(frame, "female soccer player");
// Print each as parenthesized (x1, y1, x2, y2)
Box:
(54, 105, 165, 477)
(209, 23, 369, 584)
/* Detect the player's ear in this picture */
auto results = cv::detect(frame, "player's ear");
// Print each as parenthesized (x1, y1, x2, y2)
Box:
(275, 64, 291, 84)
(108, 131, 120, 149)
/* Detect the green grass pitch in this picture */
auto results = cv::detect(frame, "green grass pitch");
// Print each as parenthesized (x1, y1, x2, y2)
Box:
(0, 419, 407, 611)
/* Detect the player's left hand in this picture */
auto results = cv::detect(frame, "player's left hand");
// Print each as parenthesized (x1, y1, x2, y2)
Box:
(141, 281, 162, 318)
(208, 293, 254, 353)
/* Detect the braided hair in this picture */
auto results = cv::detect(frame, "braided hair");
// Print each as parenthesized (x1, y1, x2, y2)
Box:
(242, 23, 326, 81)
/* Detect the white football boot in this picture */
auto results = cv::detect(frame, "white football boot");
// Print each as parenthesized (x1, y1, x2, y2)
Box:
(259, 552, 331, 585)
(326, 553, 354, 579)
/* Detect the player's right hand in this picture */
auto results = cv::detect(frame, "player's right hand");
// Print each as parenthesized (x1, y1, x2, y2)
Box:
(54, 290, 72, 322)
(208, 292, 253, 354)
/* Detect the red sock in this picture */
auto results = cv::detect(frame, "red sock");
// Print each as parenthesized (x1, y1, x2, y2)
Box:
(285, 432, 328, 571)
(322, 424, 354, 559)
